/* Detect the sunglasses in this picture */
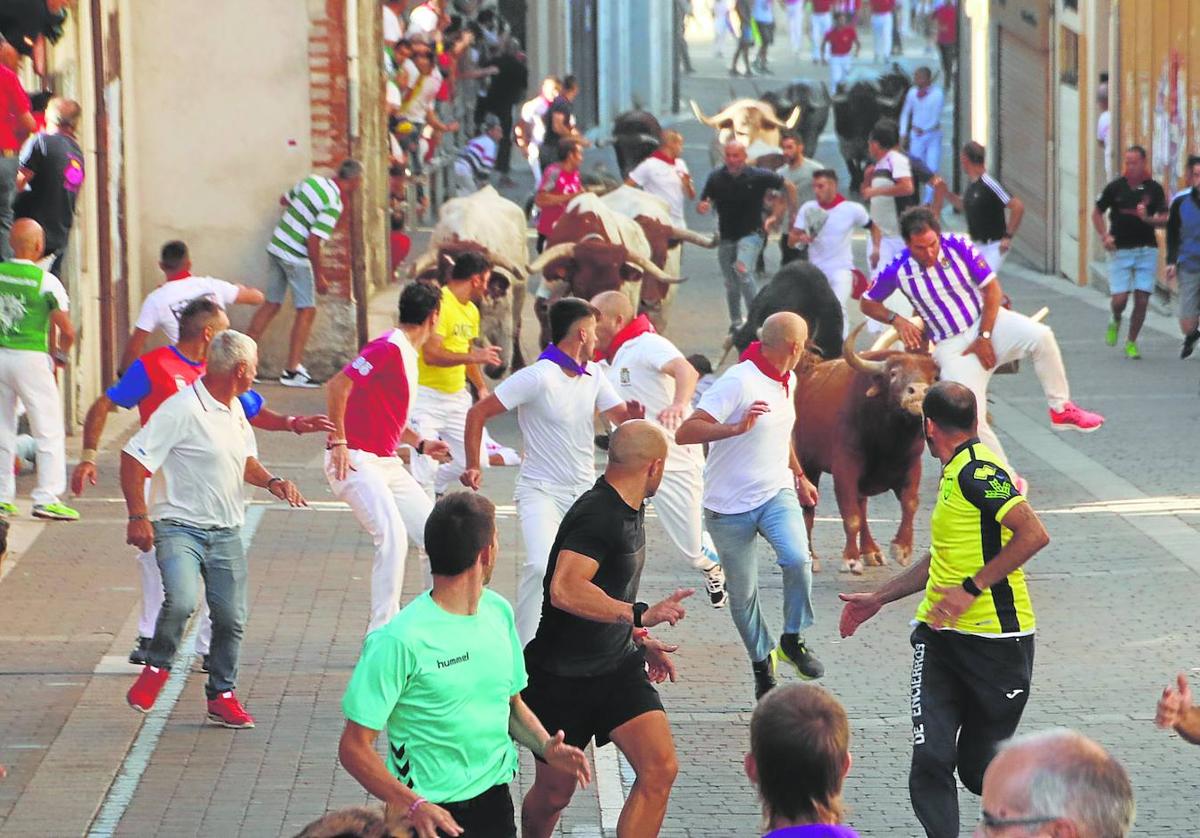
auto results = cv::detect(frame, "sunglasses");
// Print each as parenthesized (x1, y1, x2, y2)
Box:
(977, 810, 1062, 832)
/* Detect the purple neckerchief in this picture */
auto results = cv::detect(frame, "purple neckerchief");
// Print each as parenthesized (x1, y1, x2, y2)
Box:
(538, 343, 590, 376)
(764, 826, 860, 838)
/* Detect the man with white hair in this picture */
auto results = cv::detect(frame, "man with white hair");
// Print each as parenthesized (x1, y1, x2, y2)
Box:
(977, 729, 1135, 837)
(122, 330, 306, 729)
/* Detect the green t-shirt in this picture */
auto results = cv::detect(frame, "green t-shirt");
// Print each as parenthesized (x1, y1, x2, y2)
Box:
(342, 589, 527, 804)
(0, 261, 66, 353)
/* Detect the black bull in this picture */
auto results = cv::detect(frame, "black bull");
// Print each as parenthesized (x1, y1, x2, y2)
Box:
(730, 262, 845, 360)
(759, 82, 831, 156)
(609, 109, 663, 177)
(831, 68, 911, 193)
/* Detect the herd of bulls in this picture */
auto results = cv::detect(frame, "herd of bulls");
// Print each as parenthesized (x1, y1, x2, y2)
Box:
(406, 61, 941, 573)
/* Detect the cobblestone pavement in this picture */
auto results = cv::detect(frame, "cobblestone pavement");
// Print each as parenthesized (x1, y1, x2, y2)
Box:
(2, 27, 1200, 838)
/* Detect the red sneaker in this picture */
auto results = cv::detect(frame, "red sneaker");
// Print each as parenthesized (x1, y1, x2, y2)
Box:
(127, 665, 170, 713)
(1049, 402, 1104, 433)
(206, 691, 255, 729)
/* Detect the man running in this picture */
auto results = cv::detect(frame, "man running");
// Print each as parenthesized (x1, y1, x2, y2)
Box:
(521, 420, 690, 838)
(339, 492, 590, 838)
(899, 67, 944, 203)
(591, 290, 727, 606)
(861, 208, 1104, 484)
(410, 251, 502, 498)
(533, 139, 584, 253)
(516, 75, 560, 190)
(462, 297, 643, 643)
(1166, 157, 1200, 359)
(860, 119, 917, 332)
(326, 281, 452, 633)
(775, 131, 825, 265)
(938, 141, 1024, 274)
(676, 312, 824, 700)
(839, 381, 1049, 838)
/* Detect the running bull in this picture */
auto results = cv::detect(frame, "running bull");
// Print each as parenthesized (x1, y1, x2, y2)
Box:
(609, 107, 663, 177)
(729, 261, 846, 361)
(760, 81, 832, 158)
(409, 185, 530, 377)
(690, 97, 801, 167)
(793, 323, 937, 574)
(831, 67, 910, 193)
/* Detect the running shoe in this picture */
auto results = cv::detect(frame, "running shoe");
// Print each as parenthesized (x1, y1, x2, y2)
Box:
(0, 501, 17, 517)
(127, 665, 170, 713)
(279, 365, 321, 388)
(699, 533, 728, 608)
(206, 691, 255, 729)
(128, 636, 151, 666)
(1124, 341, 1141, 360)
(1183, 330, 1200, 359)
(1049, 402, 1104, 433)
(752, 651, 778, 701)
(778, 633, 825, 680)
(1105, 319, 1119, 346)
(197, 654, 210, 674)
(32, 502, 79, 521)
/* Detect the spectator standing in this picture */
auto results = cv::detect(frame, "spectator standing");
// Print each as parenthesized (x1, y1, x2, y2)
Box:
(477, 35, 528, 186)
(0, 40, 34, 261)
(338, 492, 590, 838)
(979, 730, 1135, 837)
(751, 0, 776, 74)
(325, 282, 452, 633)
(931, 0, 956, 82)
(775, 131, 826, 264)
(122, 330, 306, 727)
(745, 685, 860, 837)
(1166, 158, 1200, 359)
(822, 12, 860, 90)
(869, 0, 895, 63)
(698, 141, 797, 333)
(452, 113, 503, 196)
(392, 44, 459, 178)
(782, 0, 806, 58)
(899, 67, 944, 203)
(939, 141, 1024, 274)
(676, 312, 825, 701)
(1091, 145, 1168, 360)
(406, 0, 445, 37)
(13, 98, 83, 276)
(516, 76, 559, 189)
(539, 75, 588, 171)
(247, 159, 363, 388)
(0, 218, 75, 521)
(810, 0, 835, 64)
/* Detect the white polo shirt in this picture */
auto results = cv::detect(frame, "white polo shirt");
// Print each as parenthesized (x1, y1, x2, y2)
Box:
(134, 275, 242, 343)
(125, 380, 258, 529)
(628, 156, 691, 227)
(397, 60, 442, 124)
(604, 333, 704, 473)
(794, 199, 872, 277)
(494, 359, 622, 490)
(696, 360, 796, 515)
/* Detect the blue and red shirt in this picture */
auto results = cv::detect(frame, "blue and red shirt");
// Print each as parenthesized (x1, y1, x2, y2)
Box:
(107, 345, 263, 425)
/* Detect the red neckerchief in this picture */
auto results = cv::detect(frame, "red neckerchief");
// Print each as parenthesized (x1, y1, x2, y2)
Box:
(739, 341, 790, 396)
(818, 193, 846, 210)
(601, 314, 656, 363)
(167, 269, 192, 282)
(916, 86, 930, 99)
(649, 149, 677, 165)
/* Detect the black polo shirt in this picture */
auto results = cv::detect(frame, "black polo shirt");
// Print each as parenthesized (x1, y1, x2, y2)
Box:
(962, 173, 1011, 243)
(700, 166, 784, 241)
(1095, 176, 1167, 249)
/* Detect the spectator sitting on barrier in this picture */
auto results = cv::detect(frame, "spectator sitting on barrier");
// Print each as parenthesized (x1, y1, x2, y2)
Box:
(453, 113, 503, 196)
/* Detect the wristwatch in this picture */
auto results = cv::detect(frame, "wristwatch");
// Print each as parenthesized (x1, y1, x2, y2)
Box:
(887, 311, 898, 324)
(961, 576, 983, 597)
(980, 330, 992, 340)
(632, 601, 649, 628)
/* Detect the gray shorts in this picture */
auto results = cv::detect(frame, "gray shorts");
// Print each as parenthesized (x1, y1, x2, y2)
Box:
(1180, 268, 1200, 319)
(266, 252, 316, 308)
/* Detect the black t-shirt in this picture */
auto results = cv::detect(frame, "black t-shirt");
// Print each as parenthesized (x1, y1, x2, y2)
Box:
(543, 94, 575, 151)
(481, 54, 528, 109)
(1095, 176, 1167, 249)
(700, 166, 785, 241)
(962, 173, 1011, 243)
(14, 133, 85, 254)
(524, 477, 646, 678)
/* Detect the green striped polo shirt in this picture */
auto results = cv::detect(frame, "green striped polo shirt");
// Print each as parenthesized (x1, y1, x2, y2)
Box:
(266, 175, 344, 264)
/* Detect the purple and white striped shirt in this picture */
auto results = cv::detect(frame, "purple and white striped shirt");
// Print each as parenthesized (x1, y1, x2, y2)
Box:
(865, 234, 995, 342)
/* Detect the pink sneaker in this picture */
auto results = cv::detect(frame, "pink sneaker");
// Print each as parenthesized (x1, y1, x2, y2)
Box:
(206, 691, 255, 729)
(1049, 402, 1104, 433)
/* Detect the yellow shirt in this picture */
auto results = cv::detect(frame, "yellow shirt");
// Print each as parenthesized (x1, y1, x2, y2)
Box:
(417, 285, 480, 394)
(914, 439, 1036, 636)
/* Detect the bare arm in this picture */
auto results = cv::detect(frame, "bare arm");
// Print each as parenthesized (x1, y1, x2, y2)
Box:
(51, 310, 74, 354)
(975, 276, 1004, 335)
(866, 176, 914, 198)
(534, 188, 577, 209)
(120, 451, 151, 517)
(421, 332, 499, 367)
(307, 234, 326, 292)
(338, 721, 423, 809)
(1091, 206, 1111, 240)
(234, 285, 266, 305)
(675, 406, 765, 446)
(80, 394, 114, 452)
(461, 395, 509, 488)
(968, 502, 1049, 593)
(119, 329, 152, 374)
(549, 550, 692, 627)
(509, 694, 554, 756)
(1005, 196, 1025, 238)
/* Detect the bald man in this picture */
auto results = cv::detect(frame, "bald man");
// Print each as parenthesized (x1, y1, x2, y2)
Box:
(522, 420, 690, 838)
(592, 290, 726, 607)
(0, 219, 77, 520)
(677, 312, 824, 700)
(978, 730, 1135, 837)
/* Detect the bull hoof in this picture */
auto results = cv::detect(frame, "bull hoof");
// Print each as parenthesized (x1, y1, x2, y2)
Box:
(890, 541, 913, 567)
(862, 549, 886, 567)
(810, 554, 822, 573)
(839, 558, 864, 576)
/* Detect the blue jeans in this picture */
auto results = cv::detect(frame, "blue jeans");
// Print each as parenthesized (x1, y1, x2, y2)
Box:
(0, 156, 18, 261)
(717, 233, 765, 328)
(704, 489, 814, 663)
(148, 519, 247, 699)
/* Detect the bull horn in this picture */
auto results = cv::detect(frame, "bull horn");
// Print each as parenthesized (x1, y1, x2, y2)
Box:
(843, 322, 887, 375)
(626, 252, 686, 283)
(484, 247, 527, 281)
(669, 226, 718, 248)
(528, 242, 577, 275)
(408, 251, 438, 278)
(689, 99, 718, 127)
(784, 105, 802, 129)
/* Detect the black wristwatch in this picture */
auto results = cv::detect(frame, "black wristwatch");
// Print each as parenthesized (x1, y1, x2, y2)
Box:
(961, 576, 983, 597)
(632, 601, 649, 628)
(417, 439, 427, 455)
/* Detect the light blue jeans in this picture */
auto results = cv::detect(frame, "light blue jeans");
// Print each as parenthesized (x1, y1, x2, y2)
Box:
(717, 233, 766, 328)
(0, 156, 18, 261)
(704, 488, 815, 664)
(148, 519, 247, 699)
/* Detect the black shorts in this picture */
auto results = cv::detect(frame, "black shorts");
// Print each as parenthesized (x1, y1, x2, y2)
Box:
(435, 783, 516, 838)
(522, 656, 664, 751)
(756, 22, 775, 46)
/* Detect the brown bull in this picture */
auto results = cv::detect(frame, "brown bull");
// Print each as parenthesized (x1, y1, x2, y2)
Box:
(793, 323, 938, 575)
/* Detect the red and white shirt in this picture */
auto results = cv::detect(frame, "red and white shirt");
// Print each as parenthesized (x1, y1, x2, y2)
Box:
(535, 164, 584, 237)
(342, 329, 419, 457)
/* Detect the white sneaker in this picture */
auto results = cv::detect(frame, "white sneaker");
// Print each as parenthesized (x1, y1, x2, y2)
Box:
(279, 364, 321, 388)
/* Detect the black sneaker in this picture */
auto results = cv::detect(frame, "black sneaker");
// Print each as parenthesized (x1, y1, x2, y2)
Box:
(197, 654, 210, 673)
(128, 636, 151, 666)
(778, 634, 824, 680)
(752, 651, 777, 701)
(1182, 329, 1200, 359)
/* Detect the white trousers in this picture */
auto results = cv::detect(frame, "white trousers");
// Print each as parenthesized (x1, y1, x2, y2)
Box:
(410, 386, 481, 497)
(648, 464, 707, 569)
(932, 308, 1070, 469)
(909, 129, 943, 202)
(0, 348, 65, 506)
(823, 268, 854, 337)
(326, 449, 433, 633)
(867, 236, 914, 333)
(527, 145, 543, 186)
(811, 12, 833, 61)
(828, 54, 853, 89)
(785, 2, 806, 52)
(513, 478, 591, 645)
(976, 240, 1008, 275)
(871, 12, 894, 61)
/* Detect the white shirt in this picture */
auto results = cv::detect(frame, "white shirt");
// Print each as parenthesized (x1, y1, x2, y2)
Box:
(494, 358, 623, 489)
(696, 360, 796, 514)
(125, 380, 258, 529)
(134, 275, 242, 343)
(794, 199, 872, 276)
(1097, 110, 1112, 178)
(520, 96, 553, 147)
(398, 60, 443, 123)
(382, 5, 403, 43)
(869, 149, 913, 238)
(407, 4, 439, 35)
(604, 333, 704, 473)
(628, 156, 691, 227)
(899, 86, 945, 136)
